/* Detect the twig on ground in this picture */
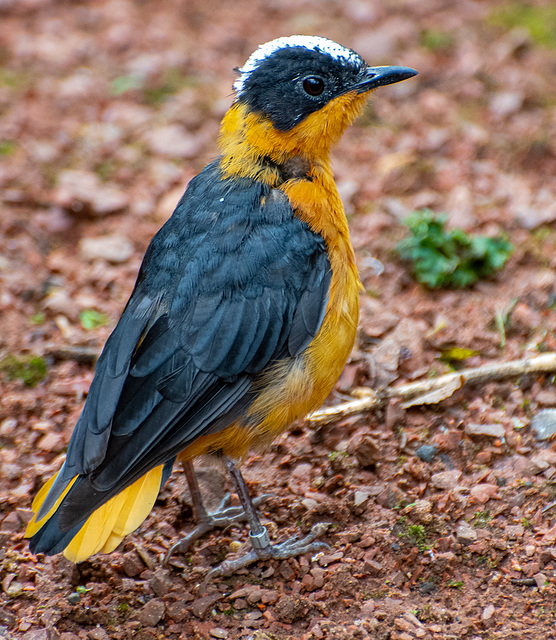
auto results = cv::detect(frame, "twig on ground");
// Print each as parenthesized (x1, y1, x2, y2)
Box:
(541, 500, 556, 515)
(510, 577, 537, 586)
(43, 345, 99, 364)
(308, 352, 556, 425)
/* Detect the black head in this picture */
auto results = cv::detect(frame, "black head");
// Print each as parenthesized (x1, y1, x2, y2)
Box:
(234, 36, 417, 132)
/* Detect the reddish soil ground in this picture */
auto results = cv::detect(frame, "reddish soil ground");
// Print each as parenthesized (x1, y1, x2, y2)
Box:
(1, 1, 556, 639)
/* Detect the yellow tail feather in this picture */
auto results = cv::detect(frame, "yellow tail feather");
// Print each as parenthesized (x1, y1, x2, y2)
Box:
(63, 465, 164, 563)
(25, 472, 78, 538)
(26, 466, 165, 562)
(97, 468, 165, 555)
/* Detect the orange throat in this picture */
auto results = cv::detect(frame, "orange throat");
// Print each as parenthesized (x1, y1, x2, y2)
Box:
(218, 91, 367, 182)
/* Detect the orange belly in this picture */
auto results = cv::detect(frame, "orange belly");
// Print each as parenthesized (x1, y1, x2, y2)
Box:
(178, 274, 359, 462)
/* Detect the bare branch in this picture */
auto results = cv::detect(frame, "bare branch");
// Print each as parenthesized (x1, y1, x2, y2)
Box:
(308, 352, 556, 425)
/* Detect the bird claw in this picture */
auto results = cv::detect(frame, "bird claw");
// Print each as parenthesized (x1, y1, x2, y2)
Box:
(201, 522, 331, 585)
(163, 493, 274, 565)
(209, 493, 272, 527)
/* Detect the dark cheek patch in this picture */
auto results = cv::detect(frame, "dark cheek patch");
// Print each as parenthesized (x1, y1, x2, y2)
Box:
(238, 47, 362, 131)
(246, 89, 327, 132)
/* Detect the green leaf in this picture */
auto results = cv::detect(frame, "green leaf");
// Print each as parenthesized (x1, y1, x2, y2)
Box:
(76, 585, 92, 594)
(80, 309, 109, 330)
(420, 29, 455, 52)
(0, 353, 47, 387)
(396, 209, 513, 289)
(439, 347, 479, 364)
(0, 141, 16, 156)
(488, 3, 556, 48)
(110, 75, 143, 96)
(30, 312, 45, 325)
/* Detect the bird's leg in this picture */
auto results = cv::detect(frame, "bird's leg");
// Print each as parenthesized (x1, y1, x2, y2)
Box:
(183, 458, 210, 523)
(203, 457, 330, 582)
(164, 460, 270, 564)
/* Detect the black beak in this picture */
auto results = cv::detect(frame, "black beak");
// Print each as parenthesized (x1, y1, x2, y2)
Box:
(353, 65, 417, 93)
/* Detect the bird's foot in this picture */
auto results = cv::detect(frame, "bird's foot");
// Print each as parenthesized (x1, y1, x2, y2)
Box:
(164, 493, 272, 564)
(202, 522, 331, 584)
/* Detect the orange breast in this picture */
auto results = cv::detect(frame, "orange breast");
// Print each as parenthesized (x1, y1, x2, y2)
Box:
(179, 153, 360, 463)
(179, 166, 359, 466)
(242, 166, 360, 443)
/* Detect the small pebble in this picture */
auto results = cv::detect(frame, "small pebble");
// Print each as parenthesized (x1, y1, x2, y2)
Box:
(280, 561, 295, 580)
(301, 574, 315, 590)
(431, 470, 462, 490)
(403, 610, 424, 628)
(79, 235, 133, 263)
(148, 568, 171, 597)
(534, 572, 548, 589)
(465, 423, 505, 438)
(419, 581, 436, 594)
(261, 566, 275, 578)
(489, 91, 523, 117)
(469, 483, 499, 504)
(261, 589, 279, 604)
(353, 435, 380, 467)
(190, 593, 222, 618)
(310, 567, 326, 588)
(233, 598, 248, 610)
(302, 498, 318, 510)
(120, 578, 136, 591)
(247, 590, 263, 605)
(505, 524, 524, 539)
(134, 598, 165, 626)
(67, 593, 81, 605)
(354, 489, 372, 507)
(230, 586, 258, 599)
(481, 604, 495, 620)
(318, 551, 343, 567)
(531, 409, 556, 441)
(244, 610, 263, 620)
(457, 524, 477, 545)
(359, 600, 376, 618)
(209, 629, 228, 639)
(22, 630, 48, 640)
(167, 601, 189, 623)
(412, 499, 433, 523)
(121, 551, 145, 577)
(415, 444, 438, 462)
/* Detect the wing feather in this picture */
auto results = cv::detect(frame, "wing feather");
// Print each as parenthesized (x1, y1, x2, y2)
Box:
(30, 163, 333, 549)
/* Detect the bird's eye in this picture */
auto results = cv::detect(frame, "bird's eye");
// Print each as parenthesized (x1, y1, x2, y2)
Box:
(302, 76, 325, 96)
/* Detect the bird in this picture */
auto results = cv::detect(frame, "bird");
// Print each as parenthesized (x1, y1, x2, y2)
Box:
(26, 35, 416, 576)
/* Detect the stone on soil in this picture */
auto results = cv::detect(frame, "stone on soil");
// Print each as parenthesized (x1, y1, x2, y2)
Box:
(190, 593, 222, 619)
(457, 524, 478, 545)
(531, 409, 556, 441)
(415, 444, 438, 462)
(431, 470, 462, 490)
(134, 598, 165, 626)
(79, 235, 133, 263)
(465, 423, 505, 438)
(481, 604, 495, 620)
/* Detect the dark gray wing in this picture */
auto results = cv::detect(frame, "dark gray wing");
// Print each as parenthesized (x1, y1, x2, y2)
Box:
(42, 164, 331, 531)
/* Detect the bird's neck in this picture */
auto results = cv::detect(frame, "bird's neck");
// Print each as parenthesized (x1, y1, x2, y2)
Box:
(217, 98, 363, 290)
(217, 94, 366, 184)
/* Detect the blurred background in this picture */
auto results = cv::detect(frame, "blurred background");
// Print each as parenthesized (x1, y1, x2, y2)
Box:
(1, 1, 556, 637)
